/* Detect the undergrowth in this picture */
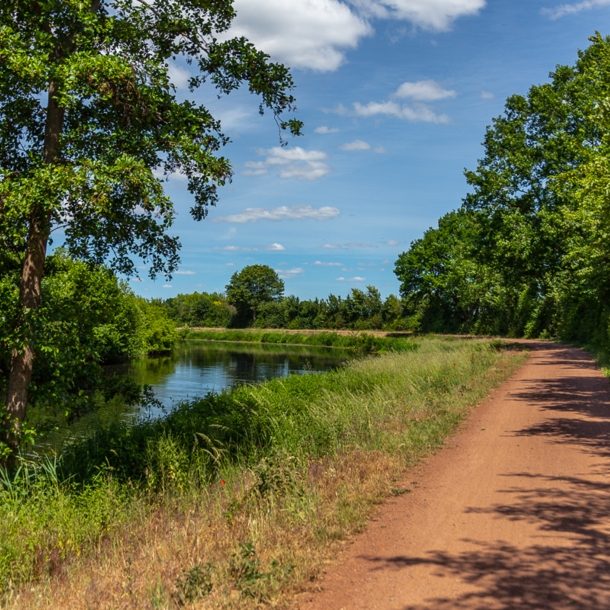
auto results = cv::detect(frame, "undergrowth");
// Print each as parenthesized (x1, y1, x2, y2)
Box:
(0, 338, 526, 608)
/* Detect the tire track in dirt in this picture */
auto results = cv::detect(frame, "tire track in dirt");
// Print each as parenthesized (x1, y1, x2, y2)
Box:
(296, 341, 610, 609)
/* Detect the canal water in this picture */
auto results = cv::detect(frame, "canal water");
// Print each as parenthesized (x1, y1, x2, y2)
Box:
(112, 340, 351, 414)
(34, 341, 351, 453)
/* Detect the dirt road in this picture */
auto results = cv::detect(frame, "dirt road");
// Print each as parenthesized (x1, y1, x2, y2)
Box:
(297, 342, 610, 609)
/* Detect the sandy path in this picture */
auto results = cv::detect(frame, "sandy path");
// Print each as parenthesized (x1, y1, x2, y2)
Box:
(296, 341, 610, 609)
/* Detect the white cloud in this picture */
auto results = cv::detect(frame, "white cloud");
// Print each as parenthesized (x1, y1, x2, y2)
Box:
(315, 125, 340, 134)
(213, 204, 340, 223)
(340, 139, 371, 151)
(393, 80, 456, 101)
(214, 245, 258, 251)
(264, 147, 327, 164)
(374, 146, 387, 153)
(353, 0, 486, 31)
(229, 0, 371, 71)
(163, 284, 172, 288)
(225, 263, 236, 266)
(216, 107, 255, 131)
(175, 270, 196, 275)
(242, 147, 331, 181)
(280, 164, 330, 180)
(337, 276, 366, 281)
(351, 100, 450, 123)
(167, 64, 191, 90)
(385, 239, 399, 246)
(267, 243, 286, 251)
(541, 0, 610, 19)
(276, 267, 305, 279)
(481, 90, 495, 99)
(336, 79, 456, 125)
(242, 161, 268, 177)
(227, 1, 485, 73)
(131, 278, 144, 282)
(313, 261, 343, 266)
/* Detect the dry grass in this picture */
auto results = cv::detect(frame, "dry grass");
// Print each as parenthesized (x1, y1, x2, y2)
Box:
(2, 341, 527, 609)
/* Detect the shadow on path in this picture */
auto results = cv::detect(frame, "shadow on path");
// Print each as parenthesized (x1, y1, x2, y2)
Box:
(360, 344, 610, 609)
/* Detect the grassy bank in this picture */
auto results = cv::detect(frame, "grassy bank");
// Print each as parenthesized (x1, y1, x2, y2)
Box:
(180, 328, 415, 352)
(1, 338, 526, 609)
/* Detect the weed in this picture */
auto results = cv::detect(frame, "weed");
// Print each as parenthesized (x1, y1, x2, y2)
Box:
(229, 542, 269, 600)
(252, 453, 303, 498)
(174, 563, 213, 605)
(150, 580, 170, 608)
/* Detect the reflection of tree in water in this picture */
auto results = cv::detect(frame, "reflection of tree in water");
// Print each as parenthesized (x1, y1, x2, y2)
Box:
(109, 341, 350, 403)
(41, 343, 348, 453)
(177, 342, 348, 386)
(112, 354, 178, 387)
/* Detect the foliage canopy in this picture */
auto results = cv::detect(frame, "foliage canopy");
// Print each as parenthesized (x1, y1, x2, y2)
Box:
(395, 33, 610, 347)
(226, 264, 284, 324)
(0, 0, 301, 445)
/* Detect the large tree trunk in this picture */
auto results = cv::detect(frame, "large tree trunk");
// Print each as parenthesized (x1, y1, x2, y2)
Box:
(3, 80, 64, 451)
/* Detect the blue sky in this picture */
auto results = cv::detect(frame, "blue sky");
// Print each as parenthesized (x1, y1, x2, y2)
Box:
(132, 0, 610, 300)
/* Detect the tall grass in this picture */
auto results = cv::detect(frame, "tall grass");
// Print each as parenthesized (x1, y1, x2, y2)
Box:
(0, 338, 526, 608)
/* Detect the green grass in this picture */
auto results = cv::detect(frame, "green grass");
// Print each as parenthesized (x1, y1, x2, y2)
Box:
(181, 328, 415, 353)
(0, 337, 526, 604)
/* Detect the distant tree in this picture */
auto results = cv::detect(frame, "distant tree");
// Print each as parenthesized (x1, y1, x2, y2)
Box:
(0, 0, 301, 453)
(226, 265, 284, 325)
(382, 294, 404, 328)
(163, 291, 233, 327)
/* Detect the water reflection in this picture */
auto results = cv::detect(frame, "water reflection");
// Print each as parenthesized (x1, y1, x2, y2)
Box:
(34, 342, 350, 454)
(109, 341, 350, 413)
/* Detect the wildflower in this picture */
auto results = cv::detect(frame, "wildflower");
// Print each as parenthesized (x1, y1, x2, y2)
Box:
(221, 480, 226, 487)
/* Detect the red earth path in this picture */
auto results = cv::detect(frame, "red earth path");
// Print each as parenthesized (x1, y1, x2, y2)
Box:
(296, 341, 610, 610)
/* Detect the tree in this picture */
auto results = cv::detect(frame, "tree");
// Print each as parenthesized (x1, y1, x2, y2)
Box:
(394, 33, 610, 342)
(226, 265, 284, 325)
(0, 0, 302, 452)
(0, 251, 176, 426)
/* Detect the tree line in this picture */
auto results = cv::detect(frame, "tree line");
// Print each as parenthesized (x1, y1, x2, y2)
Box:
(162, 264, 406, 331)
(168, 33, 610, 345)
(394, 33, 610, 353)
